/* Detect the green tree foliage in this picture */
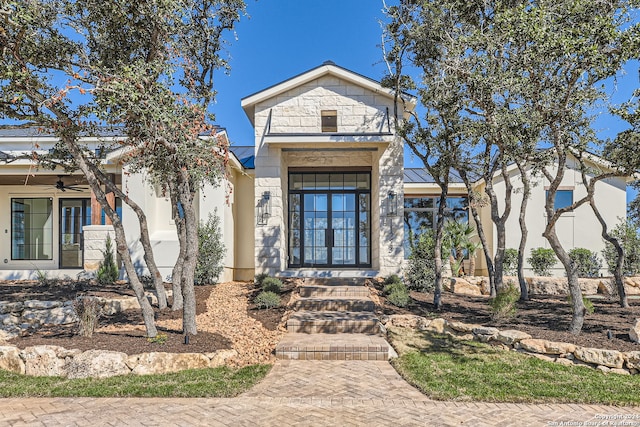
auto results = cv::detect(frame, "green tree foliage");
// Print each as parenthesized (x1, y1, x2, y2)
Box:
(194, 213, 226, 285)
(0, 0, 246, 336)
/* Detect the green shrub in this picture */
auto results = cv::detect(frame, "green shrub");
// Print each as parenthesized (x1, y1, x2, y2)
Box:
(405, 229, 438, 292)
(254, 273, 269, 286)
(384, 274, 403, 286)
(195, 212, 226, 285)
(96, 234, 119, 286)
(489, 283, 520, 321)
(254, 291, 281, 309)
(602, 219, 640, 276)
(383, 281, 406, 295)
(568, 248, 602, 278)
(261, 277, 283, 294)
(567, 294, 595, 315)
(503, 248, 519, 275)
(387, 288, 411, 308)
(527, 247, 557, 276)
(34, 267, 55, 287)
(72, 296, 103, 337)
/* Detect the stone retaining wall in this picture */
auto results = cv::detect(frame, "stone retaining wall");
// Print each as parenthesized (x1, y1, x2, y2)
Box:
(0, 293, 166, 340)
(381, 314, 640, 376)
(447, 276, 640, 296)
(0, 345, 237, 378)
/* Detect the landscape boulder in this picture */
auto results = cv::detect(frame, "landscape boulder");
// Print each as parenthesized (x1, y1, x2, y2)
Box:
(496, 330, 532, 345)
(0, 345, 25, 374)
(128, 352, 210, 375)
(519, 339, 576, 355)
(630, 319, 640, 344)
(66, 350, 130, 379)
(574, 347, 624, 369)
(21, 345, 68, 377)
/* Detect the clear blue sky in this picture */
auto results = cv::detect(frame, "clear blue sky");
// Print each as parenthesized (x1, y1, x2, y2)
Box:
(212, 0, 391, 147)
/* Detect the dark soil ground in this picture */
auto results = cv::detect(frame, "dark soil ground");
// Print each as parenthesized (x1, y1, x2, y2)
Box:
(3, 280, 291, 356)
(374, 284, 640, 352)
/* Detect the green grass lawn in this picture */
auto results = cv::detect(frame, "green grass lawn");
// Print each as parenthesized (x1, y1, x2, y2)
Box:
(388, 327, 640, 405)
(0, 365, 270, 398)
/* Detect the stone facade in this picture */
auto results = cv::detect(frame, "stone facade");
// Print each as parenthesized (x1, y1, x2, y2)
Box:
(82, 225, 116, 272)
(249, 66, 406, 276)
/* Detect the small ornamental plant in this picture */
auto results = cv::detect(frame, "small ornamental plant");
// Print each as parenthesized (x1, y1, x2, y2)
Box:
(254, 291, 281, 309)
(527, 247, 557, 276)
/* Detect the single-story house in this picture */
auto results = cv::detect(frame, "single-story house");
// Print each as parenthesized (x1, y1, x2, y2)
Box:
(0, 62, 629, 281)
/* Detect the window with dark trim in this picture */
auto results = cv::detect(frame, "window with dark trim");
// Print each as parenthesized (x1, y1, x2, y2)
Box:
(403, 196, 468, 258)
(546, 189, 573, 211)
(321, 110, 337, 132)
(11, 198, 53, 260)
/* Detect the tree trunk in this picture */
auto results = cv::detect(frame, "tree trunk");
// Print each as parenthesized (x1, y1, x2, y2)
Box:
(91, 169, 168, 310)
(484, 162, 512, 294)
(169, 185, 185, 310)
(469, 254, 476, 277)
(63, 139, 158, 337)
(178, 178, 198, 335)
(459, 169, 495, 296)
(432, 181, 450, 310)
(546, 228, 585, 334)
(589, 196, 629, 308)
(516, 163, 530, 301)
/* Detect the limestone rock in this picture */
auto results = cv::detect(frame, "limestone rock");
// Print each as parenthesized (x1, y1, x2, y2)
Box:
(0, 302, 24, 314)
(630, 319, 640, 343)
(610, 368, 630, 375)
(0, 346, 25, 374)
(624, 277, 640, 295)
(128, 352, 210, 375)
(450, 278, 482, 296)
(519, 339, 575, 355)
(385, 314, 430, 330)
(23, 300, 62, 310)
(0, 328, 19, 341)
(496, 330, 532, 345)
(206, 349, 238, 368)
(21, 345, 67, 377)
(0, 313, 19, 326)
(66, 350, 130, 379)
(100, 297, 140, 315)
(473, 326, 499, 336)
(528, 353, 555, 363)
(446, 321, 478, 334)
(624, 351, 640, 370)
(574, 347, 624, 369)
(423, 318, 445, 333)
(597, 365, 611, 374)
(555, 358, 574, 367)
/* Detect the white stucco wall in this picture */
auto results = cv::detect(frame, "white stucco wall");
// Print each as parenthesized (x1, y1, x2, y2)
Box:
(488, 156, 627, 277)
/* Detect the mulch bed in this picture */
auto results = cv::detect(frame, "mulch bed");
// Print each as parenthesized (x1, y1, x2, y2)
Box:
(3, 281, 287, 355)
(376, 286, 640, 352)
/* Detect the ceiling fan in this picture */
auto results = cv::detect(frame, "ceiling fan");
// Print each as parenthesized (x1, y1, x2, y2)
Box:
(55, 176, 85, 192)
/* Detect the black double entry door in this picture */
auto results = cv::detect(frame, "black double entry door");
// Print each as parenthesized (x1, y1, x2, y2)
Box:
(288, 172, 371, 268)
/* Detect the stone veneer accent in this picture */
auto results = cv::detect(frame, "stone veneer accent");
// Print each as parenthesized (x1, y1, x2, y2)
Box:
(382, 314, 640, 375)
(82, 225, 116, 272)
(252, 74, 404, 276)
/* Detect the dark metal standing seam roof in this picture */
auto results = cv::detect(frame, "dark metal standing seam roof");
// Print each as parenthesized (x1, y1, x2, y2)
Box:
(403, 168, 465, 184)
(229, 146, 255, 169)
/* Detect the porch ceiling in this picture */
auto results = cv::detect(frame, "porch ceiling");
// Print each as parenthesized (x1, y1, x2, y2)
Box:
(0, 173, 121, 186)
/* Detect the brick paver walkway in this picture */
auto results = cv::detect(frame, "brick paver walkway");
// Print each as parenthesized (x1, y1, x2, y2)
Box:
(2, 360, 639, 426)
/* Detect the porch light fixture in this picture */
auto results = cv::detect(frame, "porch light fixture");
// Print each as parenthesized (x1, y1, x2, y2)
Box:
(386, 191, 398, 217)
(257, 191, 271, 225)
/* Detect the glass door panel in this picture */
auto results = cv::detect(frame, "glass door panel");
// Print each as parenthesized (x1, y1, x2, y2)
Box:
(332, 193, 356, 265)
(303, 194, 328, 266)
(60, 199, 90, 268)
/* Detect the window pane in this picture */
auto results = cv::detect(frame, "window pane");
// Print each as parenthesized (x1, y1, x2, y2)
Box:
(330, 173, 344, 189)
(12, 198, 53, 260)
(316, 174, 330, 190)
(357, 173, 370, 190)
(555, 190, 573, 210)
(343, 174, 357, 190)
(404, 197, 434, 209)
(290, 174, 302, 190)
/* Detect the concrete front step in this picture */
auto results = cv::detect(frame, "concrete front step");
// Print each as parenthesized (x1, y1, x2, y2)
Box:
(275, 333, 391, 360)
(287, 311, 381, 334)
(299, 285, 371, 298)
(292, 297, 376, 312)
